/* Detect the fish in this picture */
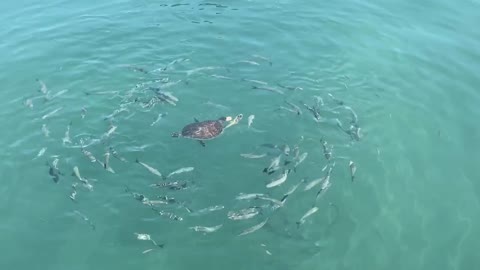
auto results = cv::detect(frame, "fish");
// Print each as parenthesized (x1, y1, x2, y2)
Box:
(36, 79, 48, 94)
(297, 207, 319, 227)
(256, 195, 284, 208)
(242, 78, 268, 85)
(104, 107, 129, 121)
(344, 106, 358, 124)
(266, 169, 290, 188)
(136, 159, 163, 178)
(190, 224, 223, 233)
(280, 179, 304, 203)
(73, 210, 95, 230)
(41, 124, 50, 137)
(62, 121, 72, 145)
(102, 152, 115, 173)
(284, 100, 302, 115)
(263, 155, 282, 174)
(320, 138, 332, 160)
(327, 93, 344, 105)
(247, 115, 255, 128)
(104, 125, 117, 138)
(236, 60, 260, 66)
(48, 89, 69, 100)
(142, 249, 154, 254)
(34, 147, 47, 160)
(293, 152, 308, 171)
(46, 160, 63, 183)
(314, 95, 324, 106)
(166, 167, 194, 178)
(150, 181, 188, 190)
(151, 112, 167, 126)
(228, 207, 261, 220)
(281, 144, 290, 156)
(210, 74, 234, 80)
(72, 166, 94, 191)
(41, 107, 63, 120)
(252, 85, 284, 95)
(81, 148, 97, 163)
(190, 205, 225, 216)
(109, 146, 127, 162)
(304, 177, 324, 191)
(186, 66, 222, 76)
(235, 193, 265, 200)
(238, 218, 268, 236)
(24, 98, 33, 109)
(81, 107, 87, 119)
(72, 166, 83, 181)
(277, 83, 303, 91)
(349, 161, 357, 181)
(240, 153, 266, 159)
(135, 233, 152, 241)
(151, 208, 183, 221)
(251, 54, 272, 66)
(276, 106, 298, 115)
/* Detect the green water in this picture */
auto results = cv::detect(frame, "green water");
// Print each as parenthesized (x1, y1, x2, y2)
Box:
(1, 0, 480, 269)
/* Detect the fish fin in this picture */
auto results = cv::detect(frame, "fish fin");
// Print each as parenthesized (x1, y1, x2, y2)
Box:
(199, 141, 206, 147)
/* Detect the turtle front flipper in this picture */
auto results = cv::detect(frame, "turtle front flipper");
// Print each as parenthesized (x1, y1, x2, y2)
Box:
(198, 140, 206, 147)
(194, 118, 200, 123)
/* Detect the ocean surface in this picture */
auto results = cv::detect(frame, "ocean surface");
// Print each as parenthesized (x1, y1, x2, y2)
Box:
(1, 0, 480, 269)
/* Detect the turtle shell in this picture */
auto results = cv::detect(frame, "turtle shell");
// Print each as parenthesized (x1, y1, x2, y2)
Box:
(181, 120, 224, 140)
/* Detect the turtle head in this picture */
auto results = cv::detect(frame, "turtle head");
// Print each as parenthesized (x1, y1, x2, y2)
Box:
(219, 116, 233, 122)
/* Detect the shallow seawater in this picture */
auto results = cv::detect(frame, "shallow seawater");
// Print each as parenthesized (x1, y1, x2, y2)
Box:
(1, 0, 480, 269)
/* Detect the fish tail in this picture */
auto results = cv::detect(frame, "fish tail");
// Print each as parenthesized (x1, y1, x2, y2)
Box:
(284, 160, 291, 166)
(251, 85, 258, 89)
(262, 168, 268, 173)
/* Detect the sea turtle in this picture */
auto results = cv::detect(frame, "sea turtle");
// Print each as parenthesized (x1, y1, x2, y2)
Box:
(172, 114, 243, 146)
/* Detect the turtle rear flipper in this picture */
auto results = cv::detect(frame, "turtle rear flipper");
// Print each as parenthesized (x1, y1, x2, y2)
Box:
(198, 141, 206, 147)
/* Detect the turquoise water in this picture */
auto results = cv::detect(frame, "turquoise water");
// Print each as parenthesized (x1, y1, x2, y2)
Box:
(1, 0, 480, 269)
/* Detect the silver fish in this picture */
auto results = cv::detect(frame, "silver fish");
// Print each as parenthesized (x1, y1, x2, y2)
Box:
(263, 155, 282, 174)
(297, 207, 319, 226)
(41, 107, 63, 120)
(210, 74, 234, 80)
(256, 195, 284, 207)
(62, 122, 72, 145)
(41, 124, 50, 137)
(151, 112, 167, 126)
(284, 100, 302, 115)
(48, 89, 69, 100)
(109, 146, 128, 162)
(34, 147, 47, 159)
(73, 210, 95, 230)
(304, 177, 324, 191)
(24, 98, 33, 109)
(36, 79, 48, 94)
(81, 107, 87, 119)
(81, 148, 97, 163)
(161, 91, 179, 102)
(190, 205, 225, 216)
(238, 218, 268, 236)
(349, 161, 357, 181)
(240, 153, 266, 159)
(293, 152, 308, 169)
(344, 106, 358, 124)
(252, 85, 284, 95)
(105, 125, 117, 138)
(242, 78, 268, 85)
(72, 166, 83, 181)
(280, 179, 304, 203)
(135, 233, 152, 241)
(102, 152, 115, 173)
(235, 193, 265, 200)
(136, 159, 163, 178)
(190, 224, 223, 233)
(278, 83, 303, 91)
(328, 93, 344, 105)
(266, 169, 290, 188)
(167, 167, 194, 178)
(228, 207, 261, 220)
(186, 66, 222, 76)
(247, 115, 255, 128)
(251, 54, 272, 66)
(282, 144, 290, 156)
(236, 60, 260, 66)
